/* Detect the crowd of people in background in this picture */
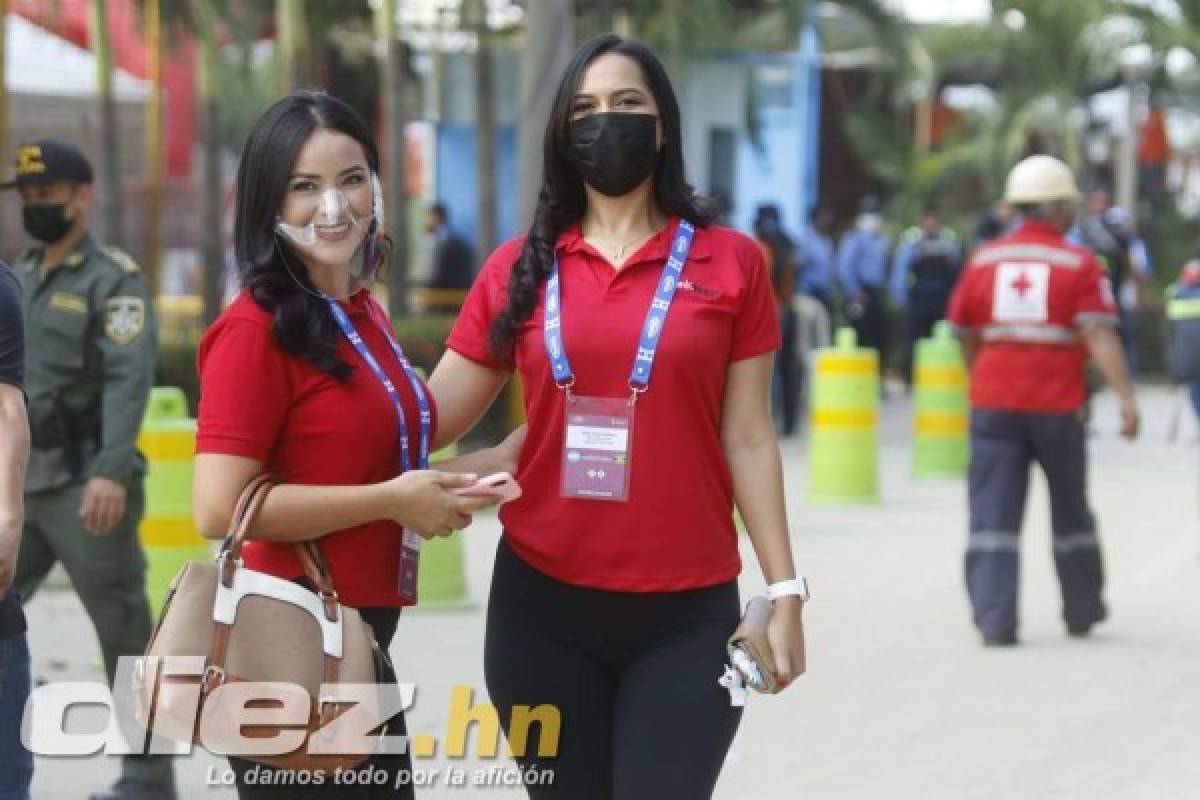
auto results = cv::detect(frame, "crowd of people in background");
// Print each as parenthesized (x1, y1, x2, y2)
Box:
(749, 184, 1182, 437)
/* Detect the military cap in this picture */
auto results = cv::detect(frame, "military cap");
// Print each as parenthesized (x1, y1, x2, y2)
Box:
(1, 140, 94, 189)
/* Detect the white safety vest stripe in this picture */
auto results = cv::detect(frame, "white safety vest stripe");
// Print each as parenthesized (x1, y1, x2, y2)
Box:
(967, 531, 1020, 553)
(1052, 532, 1100, 554)
(981, 324, 1080, 344)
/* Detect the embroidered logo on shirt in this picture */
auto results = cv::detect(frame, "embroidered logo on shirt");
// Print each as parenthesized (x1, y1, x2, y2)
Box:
(677, 280, 722, 300)
(49, 291, 88, 315)
(105, 296, 146, 345)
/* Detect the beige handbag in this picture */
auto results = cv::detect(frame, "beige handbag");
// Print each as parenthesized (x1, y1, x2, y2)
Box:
(133, 475, 387, 771)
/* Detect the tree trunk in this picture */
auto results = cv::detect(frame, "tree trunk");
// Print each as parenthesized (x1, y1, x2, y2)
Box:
(614, 5, 634, 37)
(474, 1, 497, 259)
(277, 0, 311, 92)
(197, 1, 224, 324)
(143, 0, 163, 296)
(378, 0, 410, 317)
(517, 0, 575, 230)
(89, 0, 124, 248)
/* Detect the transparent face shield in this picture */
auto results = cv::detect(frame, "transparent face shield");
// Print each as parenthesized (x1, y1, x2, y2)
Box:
(274, 172, 386, 294)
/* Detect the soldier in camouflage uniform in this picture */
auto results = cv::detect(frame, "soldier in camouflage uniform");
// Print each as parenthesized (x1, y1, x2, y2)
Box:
(3, 141, 175, 800)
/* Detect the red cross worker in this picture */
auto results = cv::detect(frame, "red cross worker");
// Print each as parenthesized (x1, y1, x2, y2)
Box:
(947, 154, 1139, 647)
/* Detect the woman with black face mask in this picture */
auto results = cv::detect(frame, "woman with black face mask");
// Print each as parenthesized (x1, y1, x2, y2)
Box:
(429, 35, 808, 798)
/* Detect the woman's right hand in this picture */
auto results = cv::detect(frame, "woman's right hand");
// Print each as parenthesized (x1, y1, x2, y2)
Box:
(382, 470, 497, 539)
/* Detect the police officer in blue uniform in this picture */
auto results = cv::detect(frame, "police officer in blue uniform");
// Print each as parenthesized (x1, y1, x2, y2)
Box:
(891, 205, 962, 386)
(798, 204, 836, 314)
(837, 197, 891, 370)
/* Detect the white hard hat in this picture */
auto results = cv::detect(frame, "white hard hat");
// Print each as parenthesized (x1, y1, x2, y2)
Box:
(1003, 155, 1080, 204)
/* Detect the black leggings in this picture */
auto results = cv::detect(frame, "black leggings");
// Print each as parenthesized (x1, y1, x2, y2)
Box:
(484, 536, 743, 800)
(228, 606, 414, 799)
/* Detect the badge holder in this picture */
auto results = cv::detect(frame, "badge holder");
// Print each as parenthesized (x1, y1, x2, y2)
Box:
(397, 531, 421, 599)
(559, 381, 643, 503)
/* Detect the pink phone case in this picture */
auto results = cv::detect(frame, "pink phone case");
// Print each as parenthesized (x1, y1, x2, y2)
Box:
(453, 472, 522, 504)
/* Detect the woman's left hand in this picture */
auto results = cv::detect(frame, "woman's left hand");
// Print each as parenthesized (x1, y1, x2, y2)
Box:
(767, 597, 806, 691)
(494, 424, 527, 476)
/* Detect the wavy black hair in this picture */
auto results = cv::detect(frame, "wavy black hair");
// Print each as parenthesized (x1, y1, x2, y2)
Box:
(488, 34, 717, 363)
(234, 90, 384, 381)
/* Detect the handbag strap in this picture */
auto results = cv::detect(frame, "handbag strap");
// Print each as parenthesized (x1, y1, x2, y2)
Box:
(218, 476, 341, 605)
(218, 475, 278, 588)
(203, 476, 347, 707)
(294, 541, 340, 621)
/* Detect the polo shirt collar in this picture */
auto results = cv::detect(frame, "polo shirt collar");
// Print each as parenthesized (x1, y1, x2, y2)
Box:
(556, 215, 713, 266)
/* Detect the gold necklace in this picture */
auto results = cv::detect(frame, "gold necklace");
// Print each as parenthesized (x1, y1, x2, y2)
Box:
(585, 228, 654, 263)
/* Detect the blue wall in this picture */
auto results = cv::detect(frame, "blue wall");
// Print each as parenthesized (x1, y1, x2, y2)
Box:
(434, 124, 520, 249)
(730, 27, 822, 236)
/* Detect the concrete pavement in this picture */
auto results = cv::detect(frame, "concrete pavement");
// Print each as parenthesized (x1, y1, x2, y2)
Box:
(22, 386, 1200, 799)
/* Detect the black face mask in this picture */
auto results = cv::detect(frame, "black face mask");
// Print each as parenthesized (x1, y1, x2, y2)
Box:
(567, 112, 660, 197)
(22, 203, 74, 244)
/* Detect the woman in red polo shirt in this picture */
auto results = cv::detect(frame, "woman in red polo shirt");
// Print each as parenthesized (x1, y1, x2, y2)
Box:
(428, 36, 807, 798)
(192, 92, 520, 798)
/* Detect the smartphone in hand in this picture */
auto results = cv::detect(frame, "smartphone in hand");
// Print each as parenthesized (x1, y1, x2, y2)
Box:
(452, 472, 522, 505)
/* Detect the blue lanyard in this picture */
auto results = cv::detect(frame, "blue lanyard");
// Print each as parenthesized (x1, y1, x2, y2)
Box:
(324, 295, 431, 473)
(545, 220, 695, 391)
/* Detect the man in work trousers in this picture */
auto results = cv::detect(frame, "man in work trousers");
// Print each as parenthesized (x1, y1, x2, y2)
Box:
(3, 141, 174, 799)
(947, 155, 1139, 647)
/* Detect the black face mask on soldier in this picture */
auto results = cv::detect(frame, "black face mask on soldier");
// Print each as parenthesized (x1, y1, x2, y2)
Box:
(567, 112, 660, 198)
(22, 203, 74, 244)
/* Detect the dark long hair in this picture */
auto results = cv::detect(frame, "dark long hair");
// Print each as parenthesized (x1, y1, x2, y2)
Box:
(234, 90, 384, 380)
(488, 35, 717, 363)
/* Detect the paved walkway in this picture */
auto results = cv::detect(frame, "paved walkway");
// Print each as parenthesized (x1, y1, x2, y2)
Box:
(23, 387, 1200, 799)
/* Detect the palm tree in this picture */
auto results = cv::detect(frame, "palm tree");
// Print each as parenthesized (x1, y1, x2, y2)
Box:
(132, 0, 249, 318)
(575, 0, 905, 57)
(89, 0, 124, 248)
(466, 0, 498, 260)
(195, 0, 226, 324)
(839, 0, 1159, 220)
(143, 0, 163, 296)
(277, 0, 312, 91)
(517, 0, 575, 229)
(377, 0, 411, 316)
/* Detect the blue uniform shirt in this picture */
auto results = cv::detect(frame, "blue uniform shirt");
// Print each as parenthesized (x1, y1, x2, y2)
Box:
(837, 224, 891, 297)
(890, 227, 961, 307)
(797, 227, 835, 297)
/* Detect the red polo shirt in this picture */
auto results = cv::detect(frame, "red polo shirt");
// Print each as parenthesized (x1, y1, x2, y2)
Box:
(947, 220, 1119, 413)
(447, 218, 781, 591)
(196, 289, 437, 608)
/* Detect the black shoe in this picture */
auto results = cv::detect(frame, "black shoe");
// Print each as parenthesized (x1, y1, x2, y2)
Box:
(983, 631, 1018, 647)
(88, 778, 178, 800)
(1068, 609, 1109, 638)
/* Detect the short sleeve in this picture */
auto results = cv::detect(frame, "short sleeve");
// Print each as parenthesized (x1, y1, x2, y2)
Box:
(730, 237, 783, 362)
(1073, 256, 1120, 327)
(445, 238, 523, 369)
(0, 266, 23, 390)
(196, 317, 292, 460)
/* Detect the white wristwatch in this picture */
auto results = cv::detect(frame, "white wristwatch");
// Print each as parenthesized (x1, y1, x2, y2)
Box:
(766, 577, 810, 603)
